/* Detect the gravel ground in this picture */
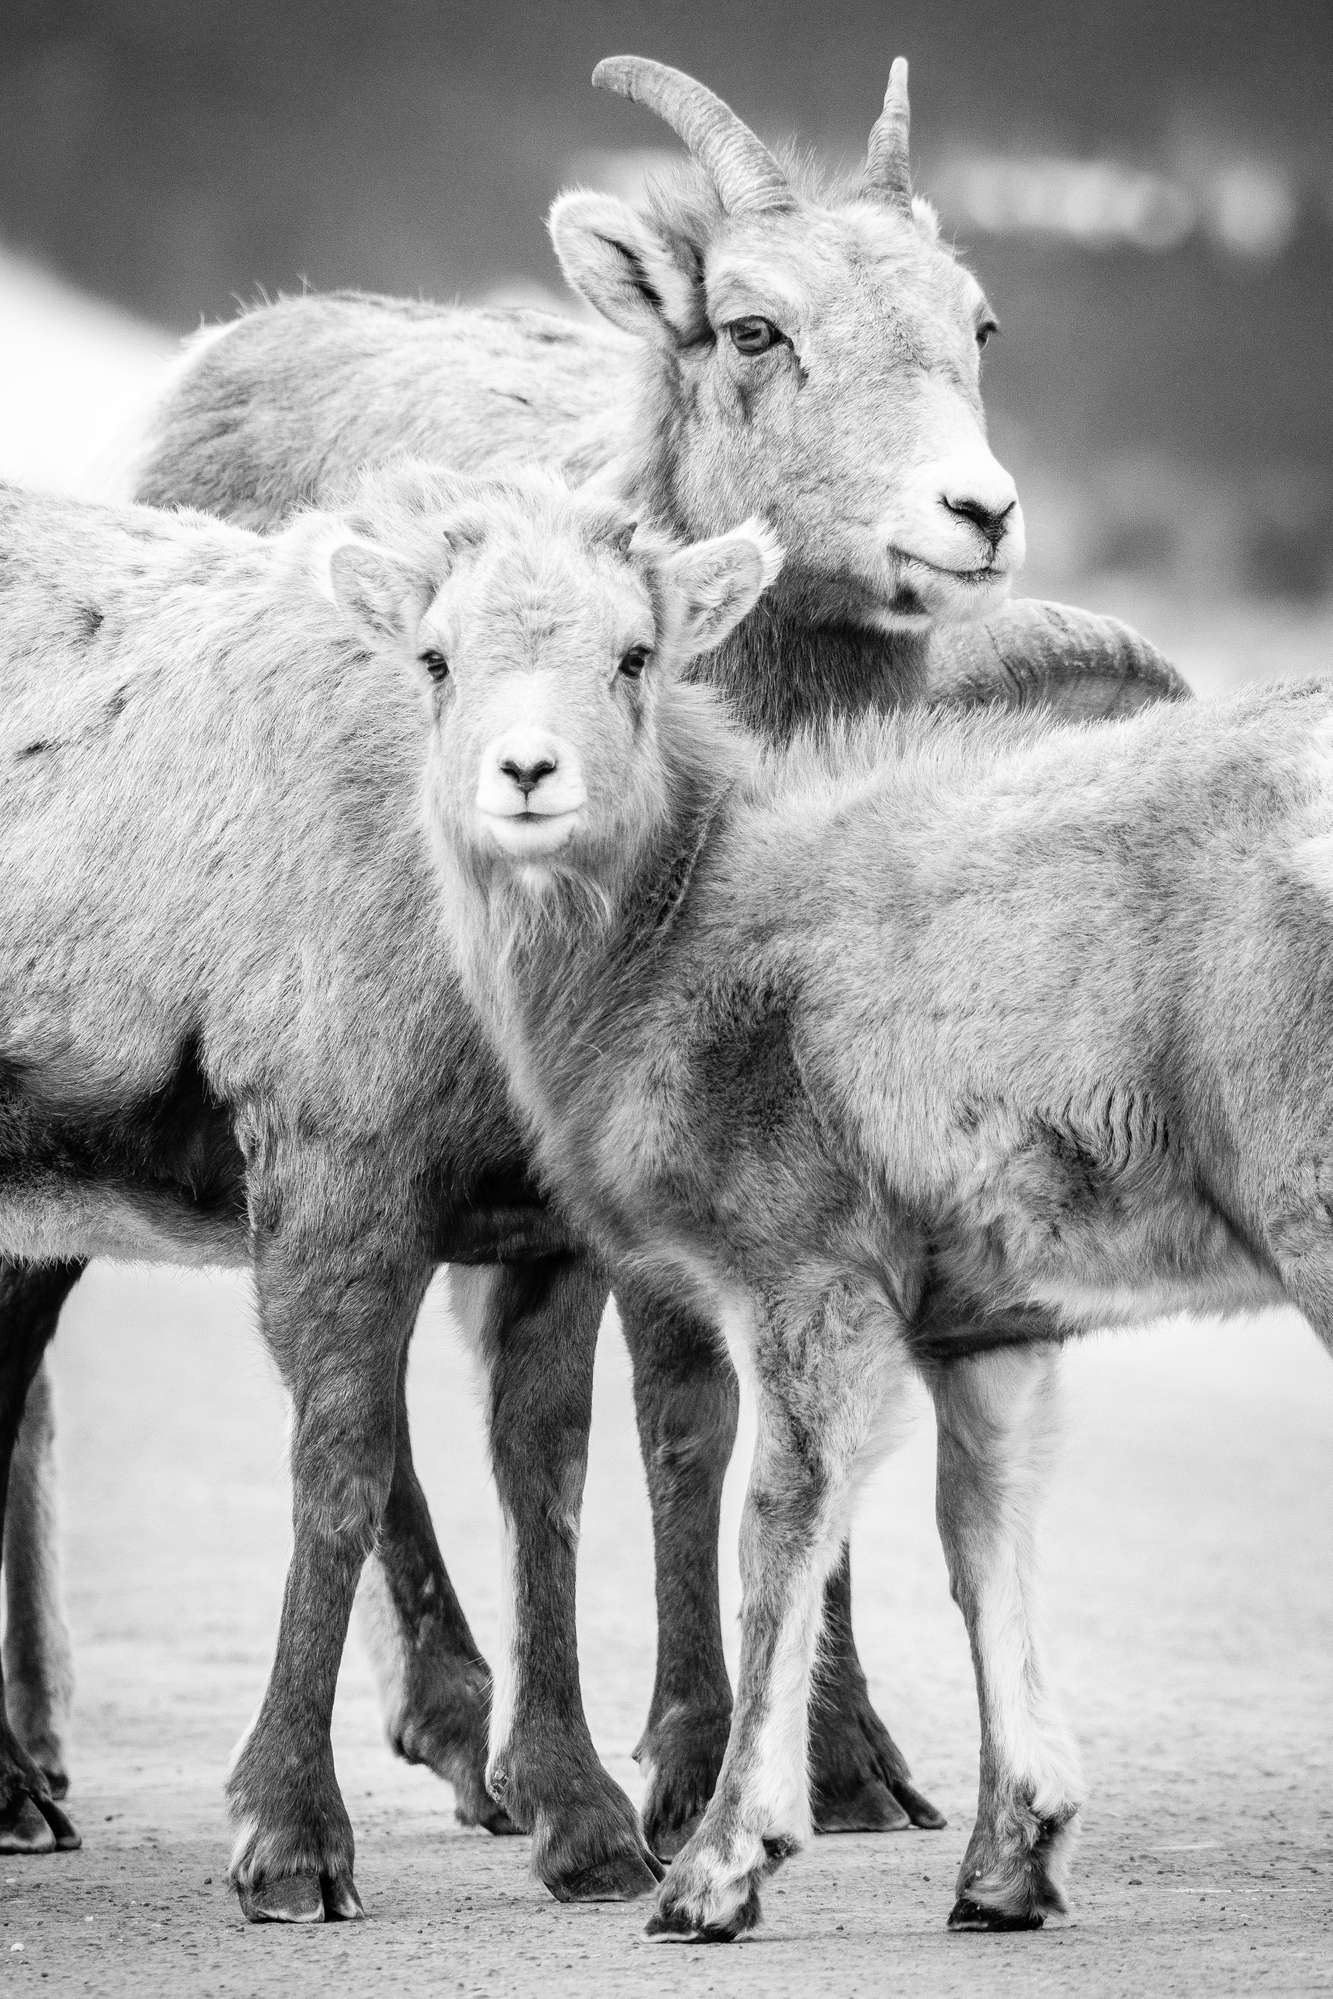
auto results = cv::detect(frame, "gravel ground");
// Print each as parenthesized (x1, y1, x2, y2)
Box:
(0, 1267, 1329, 1997)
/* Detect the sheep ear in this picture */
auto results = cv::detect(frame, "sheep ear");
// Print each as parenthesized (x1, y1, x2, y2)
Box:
(549, 190, 705, 346)
(319, 537, 423, 645)
(911, 194, 941, 241)
(664, 519, 784, 655)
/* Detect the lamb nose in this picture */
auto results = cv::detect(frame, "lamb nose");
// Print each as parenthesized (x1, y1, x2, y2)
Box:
(500, 755, 557, 798)
(943, 494, 1015, 549)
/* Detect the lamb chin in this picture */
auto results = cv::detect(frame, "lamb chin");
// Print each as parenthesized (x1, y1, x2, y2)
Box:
(482, 811, 579, 861)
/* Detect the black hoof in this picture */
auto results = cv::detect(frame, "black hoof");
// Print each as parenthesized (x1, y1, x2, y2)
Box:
(637, 1715, 729, 1863)
(644, 1808, 702, 1863)
(890, 1777, 948, 1832)
(646, 1880, 762, 1942)
(389, 1677, 520, 1835)
(525, 1755, 665, 1905)
(456, 1787, 521, 1836)
(815, 1778, 911, 1833)
(947, 1894, 1045, 1932)
(323, 1872, 366, 1921)
(550, 1846, 663, 1902)
(0, 1791, 81, 1854)
(237, 1872, 327, 1924)
(810, 1710, 947, 1835)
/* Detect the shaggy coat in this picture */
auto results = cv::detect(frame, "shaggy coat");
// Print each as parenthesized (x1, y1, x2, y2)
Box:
(414, 479, 1332, 1940)
(121, 176, 1184, 1874)
(0, 478, 612, 1909)
(5, 56, 1188, 1903)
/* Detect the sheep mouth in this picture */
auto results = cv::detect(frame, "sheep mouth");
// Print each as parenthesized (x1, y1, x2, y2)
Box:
(482, 808, 580, 855)
(891, 550, 1009, 588)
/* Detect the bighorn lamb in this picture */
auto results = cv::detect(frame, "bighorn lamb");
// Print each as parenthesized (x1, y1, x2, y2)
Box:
(3, 56, 1185, 1898)
(392, 465, 1331, 1939)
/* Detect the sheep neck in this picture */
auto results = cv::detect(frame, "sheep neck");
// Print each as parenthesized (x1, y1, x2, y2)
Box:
(462, 756, 734, 1162)
(697, 601, 932, 743)
(619, 360, 934, 743)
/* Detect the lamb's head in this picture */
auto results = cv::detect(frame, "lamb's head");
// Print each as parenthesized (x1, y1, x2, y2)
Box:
(312, 463, 777, 908)
(551, 56, 1022, 635)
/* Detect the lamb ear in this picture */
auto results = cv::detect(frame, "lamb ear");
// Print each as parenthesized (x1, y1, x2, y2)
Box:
(549, 190, 705, 346)
(318, 536, 424, 645)
(664, 519, 784, 654)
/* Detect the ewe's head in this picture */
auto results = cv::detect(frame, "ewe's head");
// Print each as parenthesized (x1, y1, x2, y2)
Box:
(313, 463, 777, 904)
(552, 56, 1023, 633)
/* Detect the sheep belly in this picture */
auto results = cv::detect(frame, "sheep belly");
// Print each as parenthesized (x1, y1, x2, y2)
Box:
(0, 1034, 248, 1269)
(0, 1177, 247, 1267)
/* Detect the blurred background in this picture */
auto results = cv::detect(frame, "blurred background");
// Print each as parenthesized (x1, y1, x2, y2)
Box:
(2, 0, 1332, 684)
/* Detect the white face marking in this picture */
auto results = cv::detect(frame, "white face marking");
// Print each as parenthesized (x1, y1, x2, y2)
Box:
(419, 519, 661, 883)
(473, 674, 591, 846)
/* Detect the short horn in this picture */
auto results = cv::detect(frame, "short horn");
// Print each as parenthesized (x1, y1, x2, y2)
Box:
(594, 513, 638, 558)
(863, 56, 913, 211)
(592, 55, 793, 216)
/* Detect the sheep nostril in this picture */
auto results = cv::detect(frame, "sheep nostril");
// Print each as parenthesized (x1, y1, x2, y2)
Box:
(942, 494, 1015, 551)
(499, 756, 557, 799)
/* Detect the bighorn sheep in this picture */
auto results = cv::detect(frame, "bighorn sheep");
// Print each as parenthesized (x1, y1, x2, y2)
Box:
(3, 55, 1187, 1899)
(0, 474, 643, 1914)
(390, 464, 1330, 1938)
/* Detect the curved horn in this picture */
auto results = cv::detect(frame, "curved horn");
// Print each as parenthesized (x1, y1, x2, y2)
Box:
(592, 55, 793, 217)
(863, 56, 913, 211)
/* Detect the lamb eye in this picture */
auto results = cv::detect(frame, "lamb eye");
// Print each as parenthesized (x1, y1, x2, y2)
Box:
(976, 315, 999, 349)
(619, 646, 650, 680)
(419, 647, 450, 681)
(727, 316, 780, 356)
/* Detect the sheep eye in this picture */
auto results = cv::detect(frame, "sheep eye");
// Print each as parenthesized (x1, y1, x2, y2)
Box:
(976, 315, 999, 349)
(727, 316, 780, 356)
(419, 647, 450, 681)
(619, 646, 650, 680)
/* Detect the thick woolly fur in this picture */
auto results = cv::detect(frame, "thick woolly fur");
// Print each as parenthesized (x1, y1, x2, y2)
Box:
(134, 118, 1041, 743)
(426, 497, 1333, 1939)
(0, 470, 623, 1902)
(53, 57, 1188, 1905)
(0, 477, 496, 1268)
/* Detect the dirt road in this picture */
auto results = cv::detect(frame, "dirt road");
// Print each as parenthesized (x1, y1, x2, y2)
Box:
(1, 1267, 1329, 1997)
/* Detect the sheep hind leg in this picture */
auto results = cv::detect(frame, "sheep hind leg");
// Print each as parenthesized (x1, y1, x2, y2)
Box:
(354, 1340, 515, 1833)
(618, 1279, 738, 1860)
(808, 1544, 946, 1833)
(620, 1282, 944, 1855)
(0, 1260, 82, 1856)
(4, 1353, 76, 1802)
(930, 1345, 1082, 1932)
(450, 1255, 662, 1903)
(650, 1285, 913, 1943)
